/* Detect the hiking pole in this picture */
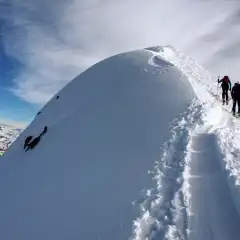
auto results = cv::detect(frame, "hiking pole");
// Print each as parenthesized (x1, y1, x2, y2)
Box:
(217, 76, 220, 96)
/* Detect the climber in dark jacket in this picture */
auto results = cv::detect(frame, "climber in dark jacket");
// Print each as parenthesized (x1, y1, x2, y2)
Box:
(218, 76, 232, 104)
(231, 82, 240, 115)
(24, 126, 48, 152)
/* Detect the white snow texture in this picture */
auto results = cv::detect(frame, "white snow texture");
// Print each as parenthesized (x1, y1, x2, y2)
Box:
(0, 125, 21, 151)
(1, 46, 240, 240)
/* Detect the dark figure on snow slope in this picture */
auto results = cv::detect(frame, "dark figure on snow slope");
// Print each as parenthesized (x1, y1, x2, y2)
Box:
(25, 136, 41, 152)
(24, 126, 48, 152)
(231, 82, 240, 115)
(218, 76, 232, 104)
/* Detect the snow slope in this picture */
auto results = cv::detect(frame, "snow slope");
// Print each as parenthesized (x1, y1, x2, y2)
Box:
(0, 50, 195, 240)
(2, 46, 240, 240)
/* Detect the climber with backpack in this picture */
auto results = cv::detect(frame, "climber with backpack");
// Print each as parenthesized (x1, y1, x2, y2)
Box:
(24, 126, 48, 152)
(231, 81, 240, 115)
(218, 76, 232, 104)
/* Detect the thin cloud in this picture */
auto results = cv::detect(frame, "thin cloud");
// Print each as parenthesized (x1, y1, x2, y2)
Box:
(1, 0, 240, 105)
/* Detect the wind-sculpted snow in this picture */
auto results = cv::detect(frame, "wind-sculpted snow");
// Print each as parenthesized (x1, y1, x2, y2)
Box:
(0, 50, 195, 239)
(146, 46, 220, 103)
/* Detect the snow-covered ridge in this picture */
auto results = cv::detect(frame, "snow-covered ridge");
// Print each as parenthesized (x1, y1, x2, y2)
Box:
(0, 49, 195, 240)
(1, 46, 240, 240)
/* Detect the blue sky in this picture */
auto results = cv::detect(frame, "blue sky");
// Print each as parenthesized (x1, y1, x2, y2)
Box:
(0, 18, 37, 127)
(0, 0, 240, 128)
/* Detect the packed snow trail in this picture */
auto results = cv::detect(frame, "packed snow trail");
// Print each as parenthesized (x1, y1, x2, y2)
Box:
(188, 132, 240, 240)
(132, 98, 204, 240)
(142, 46, 240, 240)
(160, 46, 240, 240)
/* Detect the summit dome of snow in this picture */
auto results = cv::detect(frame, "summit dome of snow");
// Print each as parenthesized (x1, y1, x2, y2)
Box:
(0, 49, 195, 239)
(2, 46, 240, 240)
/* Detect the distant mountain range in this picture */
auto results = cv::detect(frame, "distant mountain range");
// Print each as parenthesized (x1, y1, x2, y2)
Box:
(0, 124, 22, 154)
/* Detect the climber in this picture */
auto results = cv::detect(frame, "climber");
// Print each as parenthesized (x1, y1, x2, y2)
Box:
(24, 126, 48, 152)
(231, 82, 240, 115)
(218, 76, 232, 104)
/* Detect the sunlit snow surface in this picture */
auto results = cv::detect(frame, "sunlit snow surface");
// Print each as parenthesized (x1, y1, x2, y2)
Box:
(1, 46, 240, 240)
(0, 50, 195, 240)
